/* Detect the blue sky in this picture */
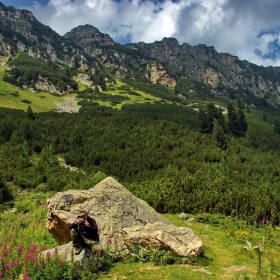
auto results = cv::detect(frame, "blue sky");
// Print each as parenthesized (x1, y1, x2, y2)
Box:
(1, 0, 280, 66)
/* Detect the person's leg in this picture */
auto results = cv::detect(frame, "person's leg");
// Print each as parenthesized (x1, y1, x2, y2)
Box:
(84, 239, 102, 257)
(70, 228, 86, 254)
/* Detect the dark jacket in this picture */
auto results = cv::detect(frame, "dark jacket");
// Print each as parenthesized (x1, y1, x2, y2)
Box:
(69, 216, 99, 242)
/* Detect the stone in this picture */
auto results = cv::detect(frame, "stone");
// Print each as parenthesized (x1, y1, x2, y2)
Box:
(46, 177, 203, 258)
(122, 222, 202, 257)
(39, 242, 98, 264)
(179, 212, 188, 219)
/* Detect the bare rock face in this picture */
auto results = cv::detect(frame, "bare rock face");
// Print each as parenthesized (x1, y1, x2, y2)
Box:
(122, 222, 203, 257)
(146, 62, 177, 87)
(46, 177, 203, 257)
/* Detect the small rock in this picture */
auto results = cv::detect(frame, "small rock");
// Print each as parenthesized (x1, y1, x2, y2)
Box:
(179, 212, 188, 219)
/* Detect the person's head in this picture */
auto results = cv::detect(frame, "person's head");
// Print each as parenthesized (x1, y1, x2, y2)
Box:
(79, 211, 88, 220)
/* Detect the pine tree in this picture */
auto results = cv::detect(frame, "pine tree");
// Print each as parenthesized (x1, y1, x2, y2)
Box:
(198, 108, 213, 134)
(227, 103, 240, 136)
(213, 119, 228, 150)
(27, 105, 35, 120)
(238, 108, 248, 136)
(274, 118, 280, 135)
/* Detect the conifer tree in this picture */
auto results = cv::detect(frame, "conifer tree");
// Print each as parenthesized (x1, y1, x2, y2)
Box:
(213, 119, 228, 150)
(238, 108, 248, 136)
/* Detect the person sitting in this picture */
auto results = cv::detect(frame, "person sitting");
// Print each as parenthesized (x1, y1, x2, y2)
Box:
(69, 211, 99, 255)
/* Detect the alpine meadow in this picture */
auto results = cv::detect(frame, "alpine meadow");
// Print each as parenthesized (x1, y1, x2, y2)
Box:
(1, 2, 280, 279)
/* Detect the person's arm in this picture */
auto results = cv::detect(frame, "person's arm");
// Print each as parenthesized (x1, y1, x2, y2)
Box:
(85, 217, 98, 231)
(69, 218, 81, 229)
(69, 222, 77, 229)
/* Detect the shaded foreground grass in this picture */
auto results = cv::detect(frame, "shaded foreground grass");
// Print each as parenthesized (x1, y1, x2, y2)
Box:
(0, 194, 280, 279)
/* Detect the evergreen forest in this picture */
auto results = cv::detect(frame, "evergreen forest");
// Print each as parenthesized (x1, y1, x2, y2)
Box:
(1, 97, 280, 227)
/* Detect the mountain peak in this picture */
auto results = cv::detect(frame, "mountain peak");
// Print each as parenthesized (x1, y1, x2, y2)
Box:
(64, 24, 114, 46)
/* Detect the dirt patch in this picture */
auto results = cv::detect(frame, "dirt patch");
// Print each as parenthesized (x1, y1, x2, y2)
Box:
(223, 266, 249, 272)
(54, 97, 81, 113)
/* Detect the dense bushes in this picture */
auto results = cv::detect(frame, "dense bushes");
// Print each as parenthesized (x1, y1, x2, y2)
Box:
(4, 52, 78, 91)
(1, 101, 280, 224)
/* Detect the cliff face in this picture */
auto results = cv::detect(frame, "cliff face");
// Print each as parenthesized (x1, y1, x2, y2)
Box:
(134, 38, 280, 101)
(0, 2, 280, 104)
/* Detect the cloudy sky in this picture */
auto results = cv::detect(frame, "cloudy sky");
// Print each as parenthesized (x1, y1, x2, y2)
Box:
(2, 0, 280, 67)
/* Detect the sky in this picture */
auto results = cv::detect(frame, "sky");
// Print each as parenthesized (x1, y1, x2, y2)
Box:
(2, 0, 280, 67)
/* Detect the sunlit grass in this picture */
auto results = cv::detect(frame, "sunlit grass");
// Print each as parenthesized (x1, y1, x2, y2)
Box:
(0, 66, 80, 113)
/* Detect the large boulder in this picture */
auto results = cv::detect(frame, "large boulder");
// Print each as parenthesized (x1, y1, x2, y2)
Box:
(46, 177, 202, 257)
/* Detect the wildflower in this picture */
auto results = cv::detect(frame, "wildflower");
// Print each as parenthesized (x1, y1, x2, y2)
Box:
(32, 256, 38, 261)
(58, 258, 63, 265)
(0, 271, 3, 277)
(17, 245, 23, 252)
(29, 245, 36, 252)
(1, 249, 8, 255)
(39, 246, 46, 251)
(46, 251, 51, 258)
(4, 263, 12, 268)
(54, 247, 58, 254)
(107, 239, 112, 244)
(24, 253, 31, 260)
(24, 276, 31, 280)
(14, 260, 20, 266)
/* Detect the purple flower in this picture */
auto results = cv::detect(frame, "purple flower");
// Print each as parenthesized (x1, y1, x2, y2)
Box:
(29, 245, 36, 252)
(54, 247, 58, 254)
(17, 245, 23, 252)
(1, 249, 8, 255)
(32, 256, 38, 261)
(40, 246, 46, 251)
(24, 276, 31, 280)
(14, 260, 20, 266)
(0, 271, 3, 277)
(24, 253, 31, 260)
(4, 263, 12, 268)
(107, 239, 112, 244)
(46, 251, 51, 258)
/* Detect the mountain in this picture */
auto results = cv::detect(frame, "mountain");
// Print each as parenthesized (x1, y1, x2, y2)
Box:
(0, 2, 280, 108)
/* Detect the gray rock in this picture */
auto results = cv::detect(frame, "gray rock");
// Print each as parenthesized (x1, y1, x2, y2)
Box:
(179, 212, 188, 219)
(46, 177, 203, 258)
(122, 222, 203, 257)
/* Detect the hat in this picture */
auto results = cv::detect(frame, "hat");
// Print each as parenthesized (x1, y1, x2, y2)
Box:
(79, 210, 89, 216)
(72, 206, 89, 216)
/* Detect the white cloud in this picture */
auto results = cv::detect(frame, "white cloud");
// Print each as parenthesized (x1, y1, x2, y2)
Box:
(21, 0, 280, 66)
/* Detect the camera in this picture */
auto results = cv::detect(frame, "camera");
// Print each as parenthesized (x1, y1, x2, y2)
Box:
(78, 218, 84, 223)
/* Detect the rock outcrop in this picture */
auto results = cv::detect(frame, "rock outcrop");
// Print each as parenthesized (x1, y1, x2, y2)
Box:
(46, 177, 203, 258)
(146, 62, 177, 87)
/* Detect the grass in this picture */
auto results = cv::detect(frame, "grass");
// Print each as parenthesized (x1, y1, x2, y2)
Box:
(75, 77, 164, 110)
(0, 66, 79, 113)
(0, 68, 169, 113)
(1, 192, 280, 279)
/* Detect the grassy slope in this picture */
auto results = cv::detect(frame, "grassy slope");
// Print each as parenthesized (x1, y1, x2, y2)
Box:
(100, 214, 267, 280)
(0, 67, 165, 112)
(91, 78, 163, 109)
(0, 66, 77, 113)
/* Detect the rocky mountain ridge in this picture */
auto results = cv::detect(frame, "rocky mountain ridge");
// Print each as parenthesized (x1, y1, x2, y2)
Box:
(0, 2, 280, 106)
